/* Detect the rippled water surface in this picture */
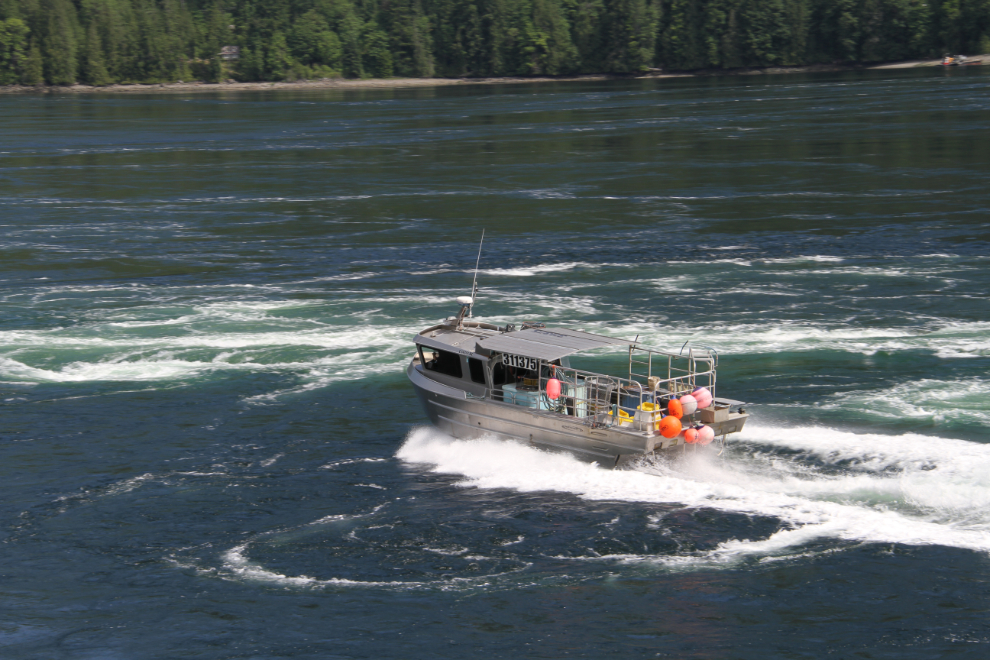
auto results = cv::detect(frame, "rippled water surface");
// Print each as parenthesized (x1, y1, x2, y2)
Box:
(2, 68, 990, 658)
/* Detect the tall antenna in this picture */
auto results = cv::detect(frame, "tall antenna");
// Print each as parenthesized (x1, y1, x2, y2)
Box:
(469, 229, 485, 318)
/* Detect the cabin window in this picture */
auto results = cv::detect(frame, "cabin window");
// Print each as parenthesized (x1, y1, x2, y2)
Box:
(467, 358, 486, 384)
(422, 347, 462, 379)
(491, 362, 507, 386)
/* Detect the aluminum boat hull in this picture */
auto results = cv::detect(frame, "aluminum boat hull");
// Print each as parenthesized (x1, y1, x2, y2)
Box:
(408, 361, 748, 466)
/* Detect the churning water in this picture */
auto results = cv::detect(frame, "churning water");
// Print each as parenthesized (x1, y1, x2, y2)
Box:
(2, 68, 990, 658)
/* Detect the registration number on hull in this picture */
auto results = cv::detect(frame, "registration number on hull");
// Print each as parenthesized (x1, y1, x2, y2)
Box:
(502, 353, 539, 371)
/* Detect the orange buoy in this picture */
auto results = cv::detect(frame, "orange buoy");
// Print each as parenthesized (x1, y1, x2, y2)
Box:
(546, 378, 561, 400)
(667, 398, 683, 419)
(658, 415, 682, 439)
(683, 427, 698, 444)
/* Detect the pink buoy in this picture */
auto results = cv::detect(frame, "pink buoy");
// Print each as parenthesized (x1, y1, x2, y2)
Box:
(697, 425, 715, 446)
(693, 387, 713, 409)
(546, 378, 561, 400)
(679, 394, 698, 416)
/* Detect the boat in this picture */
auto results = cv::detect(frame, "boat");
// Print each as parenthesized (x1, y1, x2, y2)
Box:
(407, 295, 749, 468)
(942, 54, 982, 66)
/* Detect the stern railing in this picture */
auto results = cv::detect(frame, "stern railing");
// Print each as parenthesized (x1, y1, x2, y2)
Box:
(482, 353, 717, 435)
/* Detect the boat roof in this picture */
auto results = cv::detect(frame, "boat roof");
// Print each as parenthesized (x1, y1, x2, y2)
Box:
(416, 324, 632, 362)
(476, 327, 629, 362)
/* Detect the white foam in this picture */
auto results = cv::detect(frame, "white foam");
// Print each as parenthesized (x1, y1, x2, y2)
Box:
(213, 498, 537, 591)
(0, 317, 424, 388)
(815, 378, 990, 425)
(761, 255, 845, 264)
(397, 425, 990, 563)
(221, 544, 424, 589)
(309, 503, 390, 526)
(259, 453, 284, 467)
(668, 258, 753, 266)
(576, 319, 990, 359)
(320, 458, 389, 469)
(478, 262, 597, 277)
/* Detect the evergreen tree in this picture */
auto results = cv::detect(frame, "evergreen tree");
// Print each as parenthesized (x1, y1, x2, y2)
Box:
(741, 0, 789, 65)
(0, 16, 28, 84)
(266, 30, 292, 78)
(0, 0, 988, 85)
(289, 8, 342, 70)
(338, 9, 364, 77)
(362, 23, 393, 76)
(202, 3, 229, 81)
(0, 0, 21, 21)
(602, 0, 657, 72)
(380, 0, 434, 77)
(700, 0, 734, 68)
(568, 0, 605, 72)
(522, 0, 578, 74)
(237, 41, 263, 80)
(22, 37, 42, 83)
(40, 0, 78, 84)
(660, 0, 705, 69)
(82, 20, 111, 84)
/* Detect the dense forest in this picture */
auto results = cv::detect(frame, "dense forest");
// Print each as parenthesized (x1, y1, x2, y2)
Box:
(0, 0, 988, 85)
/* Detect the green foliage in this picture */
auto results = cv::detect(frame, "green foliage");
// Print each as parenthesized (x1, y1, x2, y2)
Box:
(0, 0, 988, 85)
(741, 0, 790, 65)
(337, 9, 364, 77)
(659, 0, 704, 69)
(378, 0, 433, 76)
(22, 38, 42, 83)
(41, 0, 77, 84)
(0, 16, 28, 83)
(82, 21, 111, 84)
(361, 24, 393, 77)
(289, 9, 342, 69)
(520, 0, 578, 74)
(266, 31, 292, 78)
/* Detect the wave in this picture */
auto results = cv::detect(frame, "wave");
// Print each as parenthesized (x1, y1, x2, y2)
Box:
(220, 544, 426, 590)
(196, 501, 536, 591)
(2, 275, 987, 402)
(477, 262, 626, 277)
(396, 424, 990, 564)
(761, 255, 846, 264)
(3, 314, 987, 392)
(575, 319, 990, 359)
(814, 378, 990, 425)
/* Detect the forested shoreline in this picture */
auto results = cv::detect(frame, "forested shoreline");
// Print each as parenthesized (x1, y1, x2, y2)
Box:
(0, 0, 988, 86)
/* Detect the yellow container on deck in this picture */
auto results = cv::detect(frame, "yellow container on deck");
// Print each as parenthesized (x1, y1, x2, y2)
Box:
(608, 408, 633, 427)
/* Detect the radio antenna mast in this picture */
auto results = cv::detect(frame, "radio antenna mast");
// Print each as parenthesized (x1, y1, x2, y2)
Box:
(469, 229, 485, 318)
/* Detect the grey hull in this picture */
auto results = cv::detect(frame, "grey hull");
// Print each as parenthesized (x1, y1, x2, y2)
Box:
(408, 361, 748, 465)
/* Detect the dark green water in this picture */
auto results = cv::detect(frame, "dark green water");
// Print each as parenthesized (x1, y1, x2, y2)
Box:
(2, 67, 990, 658)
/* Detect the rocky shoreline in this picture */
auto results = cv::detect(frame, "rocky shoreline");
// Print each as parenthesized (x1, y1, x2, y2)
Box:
(0, 59, 959, 95)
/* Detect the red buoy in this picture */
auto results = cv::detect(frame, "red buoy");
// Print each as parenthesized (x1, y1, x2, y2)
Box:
(546, 378, 561, 400)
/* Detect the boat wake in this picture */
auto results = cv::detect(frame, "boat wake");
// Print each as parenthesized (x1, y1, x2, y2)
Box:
(397, 424, 990, 565)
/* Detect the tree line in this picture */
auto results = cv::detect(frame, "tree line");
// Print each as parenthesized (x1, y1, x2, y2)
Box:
(0, 0, 988, 86)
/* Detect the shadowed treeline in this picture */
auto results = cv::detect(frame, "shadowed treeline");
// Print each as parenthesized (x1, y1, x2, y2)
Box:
(0, 0, 988, 85)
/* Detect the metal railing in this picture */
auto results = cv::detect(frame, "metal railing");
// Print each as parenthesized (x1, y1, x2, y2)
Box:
(628, 344, 717, 394)
(483, 356, 717, 435)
